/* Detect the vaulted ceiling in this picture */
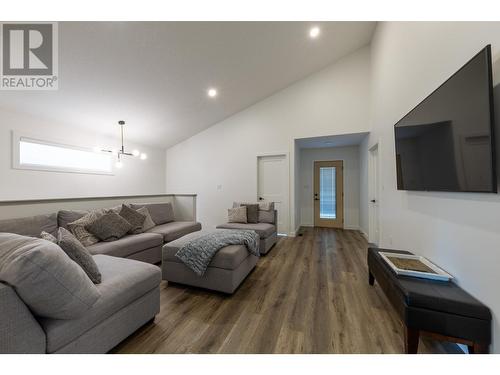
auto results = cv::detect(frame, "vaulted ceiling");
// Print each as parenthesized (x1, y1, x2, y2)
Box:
(0, 22, 377, 148)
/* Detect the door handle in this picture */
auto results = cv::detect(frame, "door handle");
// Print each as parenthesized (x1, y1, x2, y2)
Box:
(258, 197, 264, 201)
(371, 199, 376, 203)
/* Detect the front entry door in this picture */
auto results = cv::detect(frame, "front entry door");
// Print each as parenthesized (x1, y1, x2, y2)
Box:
(313, 160, 344, 228)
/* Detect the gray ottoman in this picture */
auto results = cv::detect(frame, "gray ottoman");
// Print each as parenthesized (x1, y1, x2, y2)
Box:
(162, 231, 258, 294)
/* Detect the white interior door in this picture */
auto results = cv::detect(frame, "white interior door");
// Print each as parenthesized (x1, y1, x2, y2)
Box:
(368, 144, 380, 245)
(257, 154, 289, 235)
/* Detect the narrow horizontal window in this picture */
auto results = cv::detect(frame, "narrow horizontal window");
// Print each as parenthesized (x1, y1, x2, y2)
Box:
(15, 137, 112, 175)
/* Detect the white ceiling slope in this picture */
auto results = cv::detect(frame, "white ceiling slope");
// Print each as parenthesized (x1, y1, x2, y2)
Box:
(0, 22, 376, 148)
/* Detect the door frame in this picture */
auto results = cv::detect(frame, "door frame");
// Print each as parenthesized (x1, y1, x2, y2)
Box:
(256, 152, 290, 236)
(368, 143, 380, 245)
(312, 159, 344, 229)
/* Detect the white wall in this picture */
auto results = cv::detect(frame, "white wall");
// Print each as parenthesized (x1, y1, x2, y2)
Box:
(363, 22, 500, 353)
(166, 46, 371, 233)
(0, 107, 166, 201)
(299, 146, 360, 229)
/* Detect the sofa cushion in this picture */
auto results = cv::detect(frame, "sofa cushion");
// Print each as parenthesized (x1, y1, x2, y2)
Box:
(58, 209, 87, 229)
(0, 233, 100, 319)
(0, 213, 58, 237)
(163, 231, 249, 270)
(86, 233, 163, 258)
(215, 222, 276, 239)
(58, 228, 102, 284)
(131, 203, 174, 225)
(87, 212, 132, 242)
(39, 255, 161, 353)
(147, 221, 202, 243)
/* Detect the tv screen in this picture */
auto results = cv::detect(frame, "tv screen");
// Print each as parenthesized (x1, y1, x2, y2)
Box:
(394, 45, 496, 193)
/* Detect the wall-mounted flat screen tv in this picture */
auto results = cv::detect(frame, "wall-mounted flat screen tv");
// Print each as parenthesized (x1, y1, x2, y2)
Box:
(394, 45, 497, 193)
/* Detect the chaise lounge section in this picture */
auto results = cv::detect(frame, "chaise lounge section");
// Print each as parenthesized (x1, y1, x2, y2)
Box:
(216, 202, 278, 255)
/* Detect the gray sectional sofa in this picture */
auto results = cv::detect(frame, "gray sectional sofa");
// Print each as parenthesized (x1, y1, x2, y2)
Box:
(0, 202, 201, 354)
(0, 202, 202, 265)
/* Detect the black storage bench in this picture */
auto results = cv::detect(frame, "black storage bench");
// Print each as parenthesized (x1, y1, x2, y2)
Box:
(367, 247, 491, 354)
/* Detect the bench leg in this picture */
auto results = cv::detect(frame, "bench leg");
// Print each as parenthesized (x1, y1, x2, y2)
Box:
(468, 342, 489, 354)
(368, 271, 375, 286)
(404, 326, 419, 354)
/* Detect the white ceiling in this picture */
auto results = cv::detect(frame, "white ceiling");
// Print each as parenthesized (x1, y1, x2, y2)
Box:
(0, 22, 376, 149)
(296, 132, 369, 149)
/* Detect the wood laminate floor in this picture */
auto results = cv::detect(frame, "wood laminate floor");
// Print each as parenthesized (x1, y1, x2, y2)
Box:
(113, 227, 461, 354)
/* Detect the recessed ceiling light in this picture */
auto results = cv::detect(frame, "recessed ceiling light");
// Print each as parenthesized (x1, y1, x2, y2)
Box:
(207, 88, 217, 98)
(309, 26, 320, 39)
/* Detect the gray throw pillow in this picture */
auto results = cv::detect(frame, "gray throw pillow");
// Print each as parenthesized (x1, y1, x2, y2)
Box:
(136, 207, 156, 232)
(57, 228, 102, 284)
(119, 204, 146, 234)
(87, 211, 132, 242)
(0, 233, 100, 319)
(40, 231, 57, 243)
(228, 206, 247, 223)
(241, 204, 259, 223)
(130, 203, 174, 225)
(0, 213, 58, 238)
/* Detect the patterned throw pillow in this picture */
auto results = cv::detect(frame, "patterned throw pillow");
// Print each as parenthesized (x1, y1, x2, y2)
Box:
(67, 210, 105, 247)
(119, 204, 146, 234)
(87, 211, 132, 242)
(228, 206, 247, 223)
(40, 231, 57, 243)
(136, 207, 156, 231)
(57, 228, 102, 284)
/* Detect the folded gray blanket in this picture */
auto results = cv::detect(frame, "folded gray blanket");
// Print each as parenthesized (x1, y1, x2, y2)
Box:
(175, 229, 260, 276)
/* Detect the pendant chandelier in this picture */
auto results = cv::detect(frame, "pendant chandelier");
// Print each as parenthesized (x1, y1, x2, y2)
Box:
(94, 121, 147, 168)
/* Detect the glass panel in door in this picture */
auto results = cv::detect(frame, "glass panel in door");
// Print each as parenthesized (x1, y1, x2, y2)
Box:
(314, 160, 343, 228)
(319, 167, 336, 219)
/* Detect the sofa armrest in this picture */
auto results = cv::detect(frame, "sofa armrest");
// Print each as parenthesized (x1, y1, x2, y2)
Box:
(0, 282, 46, 353)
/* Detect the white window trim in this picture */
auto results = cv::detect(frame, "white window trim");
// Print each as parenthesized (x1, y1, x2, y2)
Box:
(12, 130, 114, 176)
